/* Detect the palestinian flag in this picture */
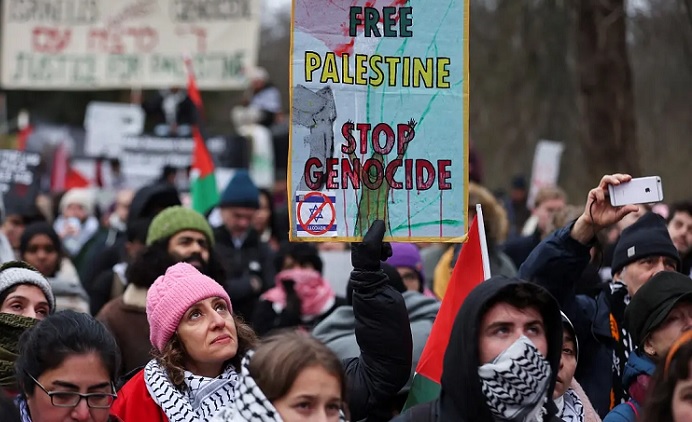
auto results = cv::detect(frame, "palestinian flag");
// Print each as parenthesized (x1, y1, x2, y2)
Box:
(185, 58, 219, 215)
(403, 206, 491, 409)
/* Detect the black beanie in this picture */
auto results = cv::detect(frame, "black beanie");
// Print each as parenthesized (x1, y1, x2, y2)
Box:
(612, 212, 680, 276)
(625, 271, 692, 347)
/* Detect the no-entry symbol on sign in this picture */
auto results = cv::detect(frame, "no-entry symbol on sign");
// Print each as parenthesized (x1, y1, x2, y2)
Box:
(296, 191, 338, 237)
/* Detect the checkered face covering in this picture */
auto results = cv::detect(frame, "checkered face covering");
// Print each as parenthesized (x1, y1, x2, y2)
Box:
(478, 336, 551, 421)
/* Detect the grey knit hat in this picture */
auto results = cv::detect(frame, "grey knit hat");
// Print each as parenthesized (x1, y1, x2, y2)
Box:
(0, 261, 55, 313)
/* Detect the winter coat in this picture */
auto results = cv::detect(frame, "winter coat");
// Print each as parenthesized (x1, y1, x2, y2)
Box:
(110, 369, 168, 422)
(502, 229, 542, 269)
(96, 285, 151, 377)
(312, 290, 439, 393)
(50, 258, 90, 314)
(88, 262, 127, 315)
(213, 227, 275, 323)
(253, 295, 348, 336)
(393, 276, 564, 422)
(603, 352, 655, 422)
(338, 268, 413, 421)
(0, 233, 15, 264)
(519, 222, 628, 417)
(79, 183, 180, 286)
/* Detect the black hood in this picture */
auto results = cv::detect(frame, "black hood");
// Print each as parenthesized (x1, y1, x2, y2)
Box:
(439, 276, 563, 421)
(127, 183, 181, 225)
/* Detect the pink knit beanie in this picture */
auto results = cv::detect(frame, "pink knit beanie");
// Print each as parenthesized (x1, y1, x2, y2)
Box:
(146, 262, 232, 352)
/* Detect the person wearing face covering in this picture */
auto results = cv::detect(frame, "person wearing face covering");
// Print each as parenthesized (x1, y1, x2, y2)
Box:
(555, 313, 601, 422)
(393, 275, 564, 422)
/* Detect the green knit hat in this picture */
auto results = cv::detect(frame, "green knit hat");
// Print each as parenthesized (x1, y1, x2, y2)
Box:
(146, 206, 214, 246)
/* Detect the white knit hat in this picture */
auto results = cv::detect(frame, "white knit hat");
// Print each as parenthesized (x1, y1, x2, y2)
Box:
(59, 188, 96, 216)
(0, 262, 55, 312)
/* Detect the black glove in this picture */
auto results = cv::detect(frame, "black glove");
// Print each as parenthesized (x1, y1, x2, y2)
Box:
(351, 220, 393, 271)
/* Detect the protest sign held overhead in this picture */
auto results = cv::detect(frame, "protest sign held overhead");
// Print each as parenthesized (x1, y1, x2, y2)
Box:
(0, 149, 42, 206)
(0, 150, 41, 193)
(1, 0, 260, 89)
(289, 0, 469, 241)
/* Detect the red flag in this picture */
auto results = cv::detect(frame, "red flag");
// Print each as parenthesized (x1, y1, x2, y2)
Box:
(65, 167, 90, 189)
(417, 215, 486, 382)
(185, 58, 219, 214)
(184, 57, 204, 119)
(51, 142, 68, 192)
(403, 213, 488, 408)
(51, 142, 90, 192)
(18, 125, 32, 151)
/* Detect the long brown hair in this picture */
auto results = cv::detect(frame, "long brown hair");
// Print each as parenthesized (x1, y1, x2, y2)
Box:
(641, 332, 692, 422)
(153, 314, 257, 389)
(249, 331, 346, 405)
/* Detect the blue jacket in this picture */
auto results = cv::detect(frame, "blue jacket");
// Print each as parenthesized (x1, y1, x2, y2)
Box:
(603, 352, 656, 422)
(519, 223, 625, 418)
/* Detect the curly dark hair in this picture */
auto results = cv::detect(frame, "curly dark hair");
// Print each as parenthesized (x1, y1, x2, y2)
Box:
(641, 332, 692, 422)
(126, 237, 226, 288)
(152, 314, 257, 390)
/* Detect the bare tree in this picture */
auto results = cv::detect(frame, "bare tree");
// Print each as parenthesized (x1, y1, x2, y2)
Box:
(574, 0, 641, 176)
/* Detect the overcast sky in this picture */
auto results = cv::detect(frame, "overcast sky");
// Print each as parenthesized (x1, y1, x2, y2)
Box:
(265, 0, 290, 11)
(265, 0, 650, 13)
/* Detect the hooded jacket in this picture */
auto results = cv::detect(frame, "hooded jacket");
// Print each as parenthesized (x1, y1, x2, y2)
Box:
(312, 290, 439, 393)
(519, 223, 632, 417)
(79, 183, 181, 288)
(393, 276, 564, 422)
(603, 351, 655, 422)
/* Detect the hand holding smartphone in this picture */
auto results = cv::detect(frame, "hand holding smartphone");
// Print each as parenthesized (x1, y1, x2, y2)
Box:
(608, 176, 663, 206)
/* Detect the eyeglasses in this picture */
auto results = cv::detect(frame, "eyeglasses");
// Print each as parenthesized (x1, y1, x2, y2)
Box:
(27, 373, 117, 409)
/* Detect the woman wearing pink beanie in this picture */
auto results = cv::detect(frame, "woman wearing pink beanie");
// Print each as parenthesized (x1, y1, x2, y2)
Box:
(110, 263, 257, 422)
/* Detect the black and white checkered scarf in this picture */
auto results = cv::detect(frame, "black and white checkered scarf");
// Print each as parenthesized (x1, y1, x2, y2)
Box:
(478, 336, 552, 422)
(211, 351, 347, 422)
(144, 359, 238, 422)
(555, 388, 585, 422)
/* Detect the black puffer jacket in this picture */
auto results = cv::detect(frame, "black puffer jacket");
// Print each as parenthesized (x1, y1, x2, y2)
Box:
(393, 276, 563, 422)
(344, 268, 412, 422)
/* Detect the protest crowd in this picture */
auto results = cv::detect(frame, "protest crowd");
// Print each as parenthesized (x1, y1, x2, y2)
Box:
(2, 134, 692, 422)
(1, 2, 692, 422)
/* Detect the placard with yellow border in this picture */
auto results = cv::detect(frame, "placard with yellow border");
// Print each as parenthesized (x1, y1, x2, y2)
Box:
(289, 0, 469, 242)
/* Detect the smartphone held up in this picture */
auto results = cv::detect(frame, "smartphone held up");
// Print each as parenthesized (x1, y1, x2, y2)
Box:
(608, 176, 664, 207)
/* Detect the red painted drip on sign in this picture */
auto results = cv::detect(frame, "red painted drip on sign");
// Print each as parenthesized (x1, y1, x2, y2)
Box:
(407, 190, 412, 237)
(439, 190, 443, 237)
(343, 172, 349, 234)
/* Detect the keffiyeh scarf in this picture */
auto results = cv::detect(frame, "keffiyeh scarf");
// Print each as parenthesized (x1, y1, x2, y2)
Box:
(211, 351, 346, 422)
(16, 395, 32, 422)
(478, 336, 552, 422)
(555, 389, 585, 422)
(144, 359, 238, 422)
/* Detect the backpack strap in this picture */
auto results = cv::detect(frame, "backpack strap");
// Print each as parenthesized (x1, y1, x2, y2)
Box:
(626, 401, 639, 417)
